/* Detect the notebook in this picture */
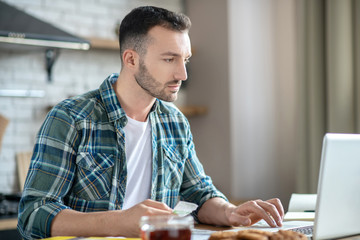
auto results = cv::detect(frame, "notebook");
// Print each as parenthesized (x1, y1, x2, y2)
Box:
(192, 133, 360, 240)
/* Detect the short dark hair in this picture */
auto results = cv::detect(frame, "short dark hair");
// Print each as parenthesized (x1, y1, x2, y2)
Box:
(119, 6, 191, 64)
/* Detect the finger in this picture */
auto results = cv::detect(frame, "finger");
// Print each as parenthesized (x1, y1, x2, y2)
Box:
(142, 199, 173, 212)
(267, 198, 285, 220)
(145, 208, 174, 216)
(235, 200, 277, 227)
(256, 200, 283, 227)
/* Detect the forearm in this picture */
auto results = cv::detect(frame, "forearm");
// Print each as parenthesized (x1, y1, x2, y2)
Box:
(197, 197, 236, 226)
(51, 209, 125, 237)
(51, 199, 173, 238)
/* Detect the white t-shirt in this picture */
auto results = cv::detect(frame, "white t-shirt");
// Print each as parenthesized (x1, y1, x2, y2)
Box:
(122, 116, 152, 210)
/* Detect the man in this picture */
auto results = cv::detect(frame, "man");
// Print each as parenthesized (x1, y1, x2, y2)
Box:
(18, 6, 284, 240)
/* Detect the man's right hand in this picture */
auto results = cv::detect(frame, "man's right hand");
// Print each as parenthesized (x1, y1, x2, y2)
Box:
(51, 199, 173, 238)
(117, 199, 173, 236)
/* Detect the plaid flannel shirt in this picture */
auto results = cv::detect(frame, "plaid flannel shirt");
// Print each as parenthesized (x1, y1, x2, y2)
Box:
(17, 73, 227, 240)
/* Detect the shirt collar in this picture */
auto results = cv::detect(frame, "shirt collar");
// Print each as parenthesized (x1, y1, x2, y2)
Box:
(99, 74, 167, 122)
(99, 73, 126, 123)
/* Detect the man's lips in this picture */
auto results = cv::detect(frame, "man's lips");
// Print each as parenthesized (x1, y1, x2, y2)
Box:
(167, 83, 181, 91)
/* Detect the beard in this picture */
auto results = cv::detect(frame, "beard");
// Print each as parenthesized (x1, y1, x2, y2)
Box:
(134, 59, 181, 102)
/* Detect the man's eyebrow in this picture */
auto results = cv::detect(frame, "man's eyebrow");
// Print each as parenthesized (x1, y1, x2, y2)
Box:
(160, 51, 192, 58)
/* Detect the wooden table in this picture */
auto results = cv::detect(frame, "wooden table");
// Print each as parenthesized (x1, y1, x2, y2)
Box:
(0, 217, 17, 231)
(2, 219, 359, 240)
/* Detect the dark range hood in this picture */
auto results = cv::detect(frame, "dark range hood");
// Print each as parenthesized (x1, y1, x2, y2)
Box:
(0, 1, 90, 50)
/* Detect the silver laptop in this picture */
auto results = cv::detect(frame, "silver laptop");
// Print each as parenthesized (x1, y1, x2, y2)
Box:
(311, 133, 360, 239)
(289, 133, 360, 239)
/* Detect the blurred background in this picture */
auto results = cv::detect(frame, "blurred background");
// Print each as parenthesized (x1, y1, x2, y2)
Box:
(0, 0, 359, 213)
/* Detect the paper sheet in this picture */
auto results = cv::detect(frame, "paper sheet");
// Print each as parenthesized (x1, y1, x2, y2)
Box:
(287, 193, 317, 212)
(284, 193, 317, 221)
(173, 201, 198, 216)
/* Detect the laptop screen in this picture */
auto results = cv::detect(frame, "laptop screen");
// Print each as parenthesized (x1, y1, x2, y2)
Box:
(314, 133, 360, 239)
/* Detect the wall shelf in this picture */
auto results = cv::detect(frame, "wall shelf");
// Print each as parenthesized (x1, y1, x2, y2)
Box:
(87, 37, 119, 50)
(178, 105, 208, 117)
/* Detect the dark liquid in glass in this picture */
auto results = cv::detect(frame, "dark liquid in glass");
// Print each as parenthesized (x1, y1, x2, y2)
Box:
(141, 228, 191, 240)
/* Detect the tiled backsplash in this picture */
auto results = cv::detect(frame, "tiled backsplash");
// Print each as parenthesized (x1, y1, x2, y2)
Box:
(0, 0, 183, 193)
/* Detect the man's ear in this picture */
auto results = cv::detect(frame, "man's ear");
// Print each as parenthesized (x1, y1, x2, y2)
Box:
(122, 50, 139, 70)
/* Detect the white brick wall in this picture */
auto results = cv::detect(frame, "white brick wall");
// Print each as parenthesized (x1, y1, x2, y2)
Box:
(0, 0, 184, 193)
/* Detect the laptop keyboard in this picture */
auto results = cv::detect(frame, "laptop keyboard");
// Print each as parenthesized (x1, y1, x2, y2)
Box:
(289, 225, 313, 236)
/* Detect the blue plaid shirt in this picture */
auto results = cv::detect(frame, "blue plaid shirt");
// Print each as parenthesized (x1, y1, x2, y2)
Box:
(17, 74, 227, 240)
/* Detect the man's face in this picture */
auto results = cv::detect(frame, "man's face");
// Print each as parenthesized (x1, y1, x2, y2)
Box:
(134, 26, 192, 102)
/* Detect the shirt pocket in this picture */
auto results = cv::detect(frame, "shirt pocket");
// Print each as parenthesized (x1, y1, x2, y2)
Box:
(73, 152, 115, 200)
(162, 144, 188, 190)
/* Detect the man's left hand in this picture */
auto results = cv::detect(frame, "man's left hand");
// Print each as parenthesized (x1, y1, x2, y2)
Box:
(225, 198, 284, 227)
(197, 197, 284, 228)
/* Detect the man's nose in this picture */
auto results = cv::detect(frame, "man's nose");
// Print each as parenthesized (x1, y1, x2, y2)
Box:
(174, 62, 188, 81)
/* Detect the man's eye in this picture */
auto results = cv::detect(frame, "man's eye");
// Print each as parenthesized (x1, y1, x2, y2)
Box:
(164, 58, 174, 63)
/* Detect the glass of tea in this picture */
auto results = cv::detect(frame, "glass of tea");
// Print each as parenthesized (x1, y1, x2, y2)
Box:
(140, 215, 194, 240)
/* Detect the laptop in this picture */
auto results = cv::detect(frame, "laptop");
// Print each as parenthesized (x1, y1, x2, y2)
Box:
(193, 133, 360, 240)
(311, 133, 360, 239)
(284, 133, 360, 239)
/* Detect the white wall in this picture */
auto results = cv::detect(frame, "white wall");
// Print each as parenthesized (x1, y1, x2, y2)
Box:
(229, 0, 299, 203)
(0, 0, 184, 193)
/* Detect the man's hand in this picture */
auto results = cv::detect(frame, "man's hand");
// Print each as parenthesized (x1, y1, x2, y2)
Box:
(225, 198, 284, 227)
(117, 199, 173, 236)
(197, 197, 284, 228)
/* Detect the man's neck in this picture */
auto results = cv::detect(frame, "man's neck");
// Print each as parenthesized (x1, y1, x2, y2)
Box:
(113, 71, 156, 122)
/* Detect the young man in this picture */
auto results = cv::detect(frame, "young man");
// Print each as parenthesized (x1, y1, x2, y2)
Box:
(18, 6, 284, 240)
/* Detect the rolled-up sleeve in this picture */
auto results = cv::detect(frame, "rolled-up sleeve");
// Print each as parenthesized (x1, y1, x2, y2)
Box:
(17, 105, 79, 240)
